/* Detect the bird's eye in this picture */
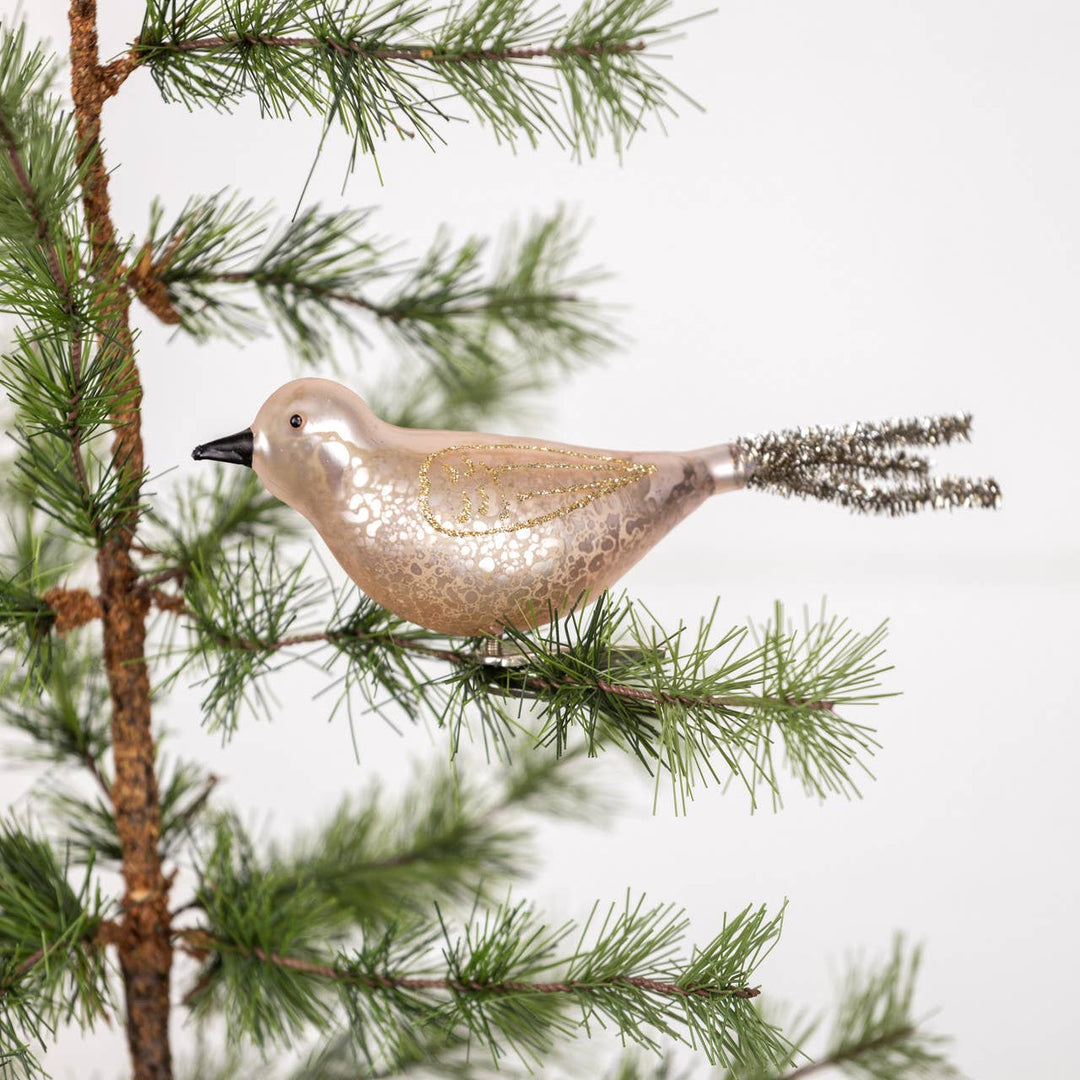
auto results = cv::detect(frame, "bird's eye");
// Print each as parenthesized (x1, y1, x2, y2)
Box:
(289, 414, 303, 429)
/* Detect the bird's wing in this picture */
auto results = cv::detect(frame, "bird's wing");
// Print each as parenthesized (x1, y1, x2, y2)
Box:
(418, 443, 657, 537)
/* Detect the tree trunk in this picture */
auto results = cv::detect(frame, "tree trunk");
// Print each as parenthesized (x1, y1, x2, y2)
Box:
(68, 3, 172, 1076)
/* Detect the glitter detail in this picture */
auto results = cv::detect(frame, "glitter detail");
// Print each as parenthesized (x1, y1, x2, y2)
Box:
(418, 444, 658, 537)
(735, 414, 1002, 515)
(519, 480, 620, 501)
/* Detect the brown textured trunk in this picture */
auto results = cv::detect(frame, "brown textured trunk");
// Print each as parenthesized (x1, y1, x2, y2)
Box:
(68, 3, 173, 1077)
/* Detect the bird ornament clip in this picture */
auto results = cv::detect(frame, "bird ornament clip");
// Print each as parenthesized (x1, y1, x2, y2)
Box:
(193, 378, 1000, 638)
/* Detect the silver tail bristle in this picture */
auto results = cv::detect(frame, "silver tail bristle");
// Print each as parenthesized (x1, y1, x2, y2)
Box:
(734, 414, 1002, 516)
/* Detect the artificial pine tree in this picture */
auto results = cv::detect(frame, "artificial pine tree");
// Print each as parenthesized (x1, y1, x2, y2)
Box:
(0, 4, 966, 1078)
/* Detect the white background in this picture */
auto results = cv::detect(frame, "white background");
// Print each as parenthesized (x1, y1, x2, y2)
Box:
(1, 1, 1078, 1077)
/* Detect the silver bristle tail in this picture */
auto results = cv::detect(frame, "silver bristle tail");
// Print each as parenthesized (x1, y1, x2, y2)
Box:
(734, 414, 1002, 516)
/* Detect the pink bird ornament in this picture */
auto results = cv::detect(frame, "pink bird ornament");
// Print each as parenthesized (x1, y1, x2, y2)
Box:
(193, 378, 999, 637)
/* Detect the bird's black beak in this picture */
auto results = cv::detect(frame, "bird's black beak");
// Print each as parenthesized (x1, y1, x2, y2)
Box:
(192, 429, 253, 467)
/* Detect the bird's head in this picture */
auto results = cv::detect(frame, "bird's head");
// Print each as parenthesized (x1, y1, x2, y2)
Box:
(192, 377, 383, 521)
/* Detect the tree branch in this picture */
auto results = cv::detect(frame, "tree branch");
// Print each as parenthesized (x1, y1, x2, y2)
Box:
(0, 947, 45, 997)
(188, 615, 839, 716)
(0, 914, 125, 1003)
(190, 268, 578, 324)
(141, 36, 646, 65)
(175, 929, 760, 1001)
(83, 749, 112, 800)
(0, 111, 68, 293)
(0, 915, 120, 997)
(150, 580, 844, 719)
(778, 1025, 917, 1080)
(101, 48, 141, 96)
(135, 5, 673, 158)
(41, 586, 103, 634)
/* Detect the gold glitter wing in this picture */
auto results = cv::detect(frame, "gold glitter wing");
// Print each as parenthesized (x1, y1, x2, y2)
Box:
(418, 444, 657, 538)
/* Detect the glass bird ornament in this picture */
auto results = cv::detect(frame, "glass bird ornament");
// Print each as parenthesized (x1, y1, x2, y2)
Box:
(193, 378, 1000, 637)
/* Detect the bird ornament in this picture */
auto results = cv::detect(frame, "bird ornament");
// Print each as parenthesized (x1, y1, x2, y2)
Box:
(193, 378, 1000, 637)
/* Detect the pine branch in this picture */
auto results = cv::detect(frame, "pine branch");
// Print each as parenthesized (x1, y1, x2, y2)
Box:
(0, 24, 81, 313)
(132, 195, 612, 422)
(130, 195, 378, 356)
(284, 1025, 521, 1079)
(222, 939, 765, 999)
(170, 749, 601, 957)
(277, 785, 529, 929)
(721, 941, 961, 1080)
(779, 1029, 917, 1080)
(48, 759, 218, 867)
(140, 35, 647, 63)
(0, 23, 137, 546)
(180, 890, 788, 1070)
(142, 468, 301, 589)
(2, 323, 143, 543)
(0, 823, 112, 1077)
(477, 597, 889, 810)
(0, 493, 92, 687)
(605, 1054, 691, 1080)
(271, 747, 605, 927)
(171, 562, 889, 809)
(370, 212, 612, 429)
(177, 541, 326, 733)
(0, 640, 111, 790)
(0, 570, 57, 678)
(0, 99, 69, 305)
(136, 0, 688, 162)
(777, 940, 961, 1080)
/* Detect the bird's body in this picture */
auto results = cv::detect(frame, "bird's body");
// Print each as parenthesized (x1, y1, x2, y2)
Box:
(243, 380, 740, 635)
(309, 438, 733, 636)
(192, 378, 999, 637)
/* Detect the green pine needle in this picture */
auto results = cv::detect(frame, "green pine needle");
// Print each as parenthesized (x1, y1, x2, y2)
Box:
(181, 541, 324, 734)
(480, 595, 891, 811)
(0, 572, 56, 683)
(274, 768, 528, 926)
(47, 757, 217, 866)
(371, 210, 613, 430)
(135, 195, 613, 423)
(137, 0, 690, 165)
(0, 641, 110, 772)
(187, 816, 342, 1044)
(0, 491, 90, 690)
(179, 748, 600, 940)
(1, 20, 143, 547)
(186, 885, 789, 1071)
(145, 468, 301, 586)
(813, 938, 961, 1080)
(0, 21, 83, 325)
(723, 938, 962, 1080)
(0, 822, 111, 1077)
(186, 581, 892, 811)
